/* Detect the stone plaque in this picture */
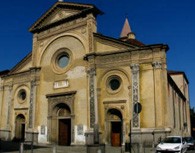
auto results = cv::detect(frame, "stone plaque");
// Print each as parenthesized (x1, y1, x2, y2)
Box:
(77, 124, 83, 135)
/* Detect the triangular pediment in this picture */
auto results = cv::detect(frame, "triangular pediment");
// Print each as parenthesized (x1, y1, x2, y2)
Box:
(29, 1, 102, 33)
(94, 33, 139, 53)
(9, 53, 32, 74)
(44, 9, 78, 26)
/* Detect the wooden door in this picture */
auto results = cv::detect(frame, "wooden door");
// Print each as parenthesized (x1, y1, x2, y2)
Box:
(21, 124, 25, 141)
(111, 122, 121, 146)
(59, 119, 71, 145)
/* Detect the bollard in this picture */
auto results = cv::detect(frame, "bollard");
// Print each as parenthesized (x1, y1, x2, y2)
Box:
(97, 149, 101, 153)
(20, 143, 24, 153)
(31, 141, 34, 153)
(53, 144, 56, 153)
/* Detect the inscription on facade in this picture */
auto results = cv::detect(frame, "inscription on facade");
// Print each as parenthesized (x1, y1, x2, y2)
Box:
(77, 124, 83, 135)
(54, 80, 69, 89)
(41, 125, 45, 135)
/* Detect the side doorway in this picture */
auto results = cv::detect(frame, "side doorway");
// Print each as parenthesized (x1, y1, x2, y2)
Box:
(107, 108, 123, 146)
(15, 114, 26, 141)
(111, 121, 122, 146)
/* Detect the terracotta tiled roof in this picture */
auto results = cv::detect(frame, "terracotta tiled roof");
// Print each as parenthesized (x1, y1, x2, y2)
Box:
(119, 37, 145, 47)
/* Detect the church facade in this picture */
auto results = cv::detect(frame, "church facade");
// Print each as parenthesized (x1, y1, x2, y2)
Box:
(0, 1, 191, 147)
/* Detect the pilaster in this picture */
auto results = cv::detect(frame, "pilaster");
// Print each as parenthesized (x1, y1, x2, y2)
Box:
(7, 85, 13, 130)
(130, 64, 140, 128)
(152, 61, 164, 127)
(88, 67, 98, 128)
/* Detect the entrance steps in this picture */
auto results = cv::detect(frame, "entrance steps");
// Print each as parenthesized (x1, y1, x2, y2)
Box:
(30, 145, 123, 153)
(27, 145, 87, 153)
(55, 145, 87, 153)
(105, 146, 123, 153)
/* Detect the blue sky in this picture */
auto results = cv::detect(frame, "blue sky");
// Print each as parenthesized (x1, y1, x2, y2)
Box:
(0, 0, 195, 107)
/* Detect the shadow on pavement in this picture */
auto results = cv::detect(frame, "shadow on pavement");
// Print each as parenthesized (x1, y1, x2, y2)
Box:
(0, 140, 49, 152)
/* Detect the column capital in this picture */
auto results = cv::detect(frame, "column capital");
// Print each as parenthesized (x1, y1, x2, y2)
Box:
(152, 61, 162, 69)
(130, 64, 139, 72)
(87, 67, 96, 76)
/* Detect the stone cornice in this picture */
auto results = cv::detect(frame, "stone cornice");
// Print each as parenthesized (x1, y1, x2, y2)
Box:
(2, 67, 41, 79)
(46, 91, 77, 98)
(84, 44, 169, 61)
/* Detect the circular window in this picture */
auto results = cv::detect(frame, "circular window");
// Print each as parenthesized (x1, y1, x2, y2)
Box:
(57, 54, 69, 68)
(52, 48, 72, 74)
(107, 76, 122, 93)
(18, 89, 26, 102)
(109, 78, 120, 90)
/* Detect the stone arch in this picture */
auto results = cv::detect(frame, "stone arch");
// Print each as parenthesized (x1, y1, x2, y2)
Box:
(53, 103, 71, 117)
(107, 108, 123, 120)
(38, 34, 86, 66)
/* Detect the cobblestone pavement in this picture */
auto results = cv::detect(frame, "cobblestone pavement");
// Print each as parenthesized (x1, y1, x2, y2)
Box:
(0, 140, 52, 153)
(1, 140, 195, 153)
(0, 140, 88, 153)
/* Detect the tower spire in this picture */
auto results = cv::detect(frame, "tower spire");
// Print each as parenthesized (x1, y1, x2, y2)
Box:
(120, 18, 135, 39)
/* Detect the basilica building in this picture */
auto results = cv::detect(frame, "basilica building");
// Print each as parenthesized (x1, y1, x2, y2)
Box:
(0, 1, 191, 148)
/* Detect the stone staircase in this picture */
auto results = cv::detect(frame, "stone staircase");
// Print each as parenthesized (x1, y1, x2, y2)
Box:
(55, 145, 87, 153)
(105, 146, 123, 153)
(25, 145, 123, 153)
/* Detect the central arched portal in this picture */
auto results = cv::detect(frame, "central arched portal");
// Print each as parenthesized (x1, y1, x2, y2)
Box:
(107, 108, 123, 146)
(56, 103, 71, 145)
(57, 104, 71, 145)
(47, 92, 76, 146)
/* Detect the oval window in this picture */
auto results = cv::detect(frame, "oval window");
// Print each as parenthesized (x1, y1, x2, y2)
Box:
(18, 89, 26, 101)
